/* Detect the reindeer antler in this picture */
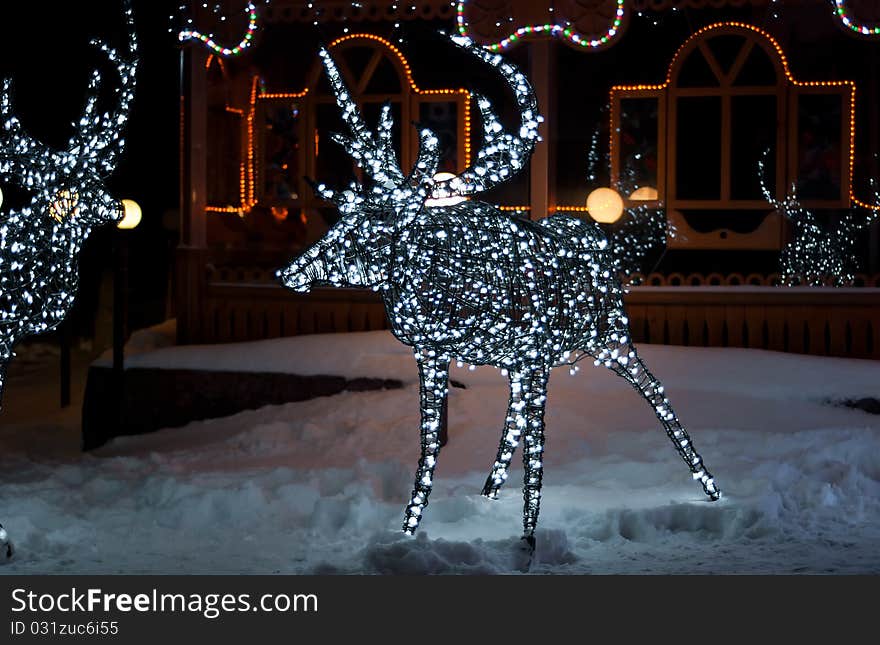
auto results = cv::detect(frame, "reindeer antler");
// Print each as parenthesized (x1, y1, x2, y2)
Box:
(430, 35, 541, 201)
(758, 148, 802, 217)
(316, 34, 539, 227)
(0, 80, 57, 186)
(0, 1, 137, 192)
(319, 47, 405, 189)
(317, 46, 440, 232)
(69, 0, 138, 176)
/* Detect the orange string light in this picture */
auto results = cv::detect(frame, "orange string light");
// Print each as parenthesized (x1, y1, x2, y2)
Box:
(204, 24, 877, 218)
(246, 76, 258, 209)
(206, 205, 244, 214)
(207, 33, 473, 215)
(605, 22, 877, 212)
(554, 205, 591, 212)
(205, 53, 227, 75)
(259, 90, 308, 99)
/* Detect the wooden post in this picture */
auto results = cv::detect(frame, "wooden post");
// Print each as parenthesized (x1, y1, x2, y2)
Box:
(869, 47, 879, 273)
(177, 45, 209, 344)
(59, 319, 70, 408)
(529, 40, 556, 221)
(112, 232, 129, 426)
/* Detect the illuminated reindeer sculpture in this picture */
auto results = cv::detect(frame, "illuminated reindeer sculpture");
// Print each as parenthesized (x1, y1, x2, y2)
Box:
(280, 36, 720, 550)
(0, 3, 137, 558)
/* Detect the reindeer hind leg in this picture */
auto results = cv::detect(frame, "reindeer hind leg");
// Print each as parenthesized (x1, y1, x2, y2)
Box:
(589, 340, 721, 501)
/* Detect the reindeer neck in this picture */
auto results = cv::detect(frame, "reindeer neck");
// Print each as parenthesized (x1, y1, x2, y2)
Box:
(50, 217, 92, 253)
(6, 215, 93, 339)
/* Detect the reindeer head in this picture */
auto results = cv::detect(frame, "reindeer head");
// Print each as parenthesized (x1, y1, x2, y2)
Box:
(278, 35, 541, 293)
(0, 2, 137, 230)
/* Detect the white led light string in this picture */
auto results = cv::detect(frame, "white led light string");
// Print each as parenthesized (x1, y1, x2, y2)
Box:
(759, 150, 879, 286)
(583, 121, 672, 283)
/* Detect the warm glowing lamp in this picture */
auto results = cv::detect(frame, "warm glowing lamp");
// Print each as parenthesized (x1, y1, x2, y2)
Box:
(586, 187, 624, 223)
(117, 199, 142, 229)
(630, 186, 659, 201)
(425, 172, 467, 207)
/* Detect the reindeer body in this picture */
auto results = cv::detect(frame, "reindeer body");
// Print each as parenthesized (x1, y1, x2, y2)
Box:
(385, 204, 622, 367)
(281, 35, 720, 551)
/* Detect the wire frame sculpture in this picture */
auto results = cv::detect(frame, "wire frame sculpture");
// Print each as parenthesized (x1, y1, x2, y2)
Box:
(758, 150, 879, 286)
(584, 123, 673, 283)
(279, 35, 721, 553)
(0, 1, 138, 559)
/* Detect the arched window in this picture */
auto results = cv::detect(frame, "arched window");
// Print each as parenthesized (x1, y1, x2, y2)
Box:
(253, 34, 471, 211)
(611, 23, 855, 250)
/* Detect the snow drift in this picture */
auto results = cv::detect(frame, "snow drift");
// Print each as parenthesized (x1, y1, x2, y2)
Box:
(2, 330, 880, 573)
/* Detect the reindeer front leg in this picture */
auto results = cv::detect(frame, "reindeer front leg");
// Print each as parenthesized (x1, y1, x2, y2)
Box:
(482, 368, 550, 547)
(402, 351, 450, 534)
(482, 372, 528, 499)
(520, 367, 549, 541)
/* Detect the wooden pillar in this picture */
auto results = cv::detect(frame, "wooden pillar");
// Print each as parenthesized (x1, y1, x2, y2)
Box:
(529, 40, 556, 221)
(177, 45, 209, 344)
(869, 47, 879, 274)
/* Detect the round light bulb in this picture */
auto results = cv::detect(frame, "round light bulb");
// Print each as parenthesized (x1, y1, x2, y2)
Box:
(586, 187, 624, 223)
(629, 186, 659, 201)
(425, 172, 467, 207)
(118, 199, 142, 229)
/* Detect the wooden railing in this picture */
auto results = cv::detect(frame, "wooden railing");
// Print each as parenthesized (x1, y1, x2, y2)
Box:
(630, 272, 880, 288)
(624, 287, 879, 359)
(203, 280, 388, 342)
(200, 267, 880, 359)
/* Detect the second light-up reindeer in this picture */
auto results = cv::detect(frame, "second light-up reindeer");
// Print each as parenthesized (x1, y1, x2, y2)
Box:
(279, 35, 721, 551)
(0, 2, 138, 559)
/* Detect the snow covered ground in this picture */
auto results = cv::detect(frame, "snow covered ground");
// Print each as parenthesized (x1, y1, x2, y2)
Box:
(2, 329, 880, 574)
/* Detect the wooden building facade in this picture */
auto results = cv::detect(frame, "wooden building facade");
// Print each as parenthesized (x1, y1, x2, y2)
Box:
(177, 0, 880, 358)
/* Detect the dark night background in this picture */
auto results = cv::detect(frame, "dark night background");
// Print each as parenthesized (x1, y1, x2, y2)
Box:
(1, 1, 877, 348)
